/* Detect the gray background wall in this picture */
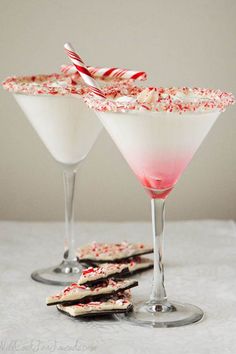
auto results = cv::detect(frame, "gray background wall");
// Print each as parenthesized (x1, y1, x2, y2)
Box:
(0, 0, 235, 221)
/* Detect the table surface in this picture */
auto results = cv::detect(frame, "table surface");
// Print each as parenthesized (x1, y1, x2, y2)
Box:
(0, 220, 236, 354)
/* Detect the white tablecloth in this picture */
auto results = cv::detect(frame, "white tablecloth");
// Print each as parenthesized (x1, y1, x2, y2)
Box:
(0, 220, 236, 354)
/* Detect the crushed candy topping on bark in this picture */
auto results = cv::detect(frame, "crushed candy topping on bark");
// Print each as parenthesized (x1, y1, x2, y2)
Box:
(46, 278, 138, 305)
(77, 241, 153, 261)
(56, 291, 132, 316)
(79, 263, 128, 285)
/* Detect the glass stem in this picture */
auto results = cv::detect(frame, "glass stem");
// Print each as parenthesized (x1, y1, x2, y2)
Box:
(63, 167, 77, 263)
(149, 198, 167, 304)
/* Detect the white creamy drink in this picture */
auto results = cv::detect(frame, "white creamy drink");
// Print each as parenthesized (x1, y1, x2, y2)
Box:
(14, 94, 101, 165)
(4, 73, 103, 165)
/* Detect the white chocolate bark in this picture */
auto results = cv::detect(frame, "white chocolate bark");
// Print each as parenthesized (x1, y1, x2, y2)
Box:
(77, 242, 153, 262)
(78, 263, 128, 285)
(93, 257, 153, 274)
(46, 279, 137, 305)
(57, 291, 132, 317)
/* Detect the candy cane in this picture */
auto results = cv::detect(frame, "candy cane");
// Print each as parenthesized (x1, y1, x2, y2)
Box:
(64, 43, 105, 99)
(60, 64, 147, 81)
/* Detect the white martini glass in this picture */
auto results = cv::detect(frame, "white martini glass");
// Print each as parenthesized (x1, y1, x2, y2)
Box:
(85, 86, 235, 327)
(2, 73, 127, 285)
(3, 61, 146, 286)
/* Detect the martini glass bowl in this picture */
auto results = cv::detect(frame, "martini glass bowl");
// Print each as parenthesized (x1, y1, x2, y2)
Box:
(87, 86, 235, 327)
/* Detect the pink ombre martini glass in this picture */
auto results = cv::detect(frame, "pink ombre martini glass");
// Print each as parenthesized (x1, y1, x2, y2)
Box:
(71, 43, 235, 327)
(86, 86, 234, 327)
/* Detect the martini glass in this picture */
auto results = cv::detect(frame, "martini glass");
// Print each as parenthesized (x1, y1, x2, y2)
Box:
(3, 74, 104, 285)
(3, 69, 146, 285)
(87, 86, 234, 327)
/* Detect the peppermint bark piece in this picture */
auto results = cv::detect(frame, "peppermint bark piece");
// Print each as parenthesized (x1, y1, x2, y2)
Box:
(46, 278, 138, 306)
(77, 242, 153, 263)
(92, 257, 153, 276)
(57, 291, 133, 318)
(78, 263, 129, 287)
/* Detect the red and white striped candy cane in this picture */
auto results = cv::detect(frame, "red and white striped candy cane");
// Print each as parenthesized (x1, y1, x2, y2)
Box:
(90, 67, 147, 81)
(64, 43, 105, 99)
(60, 64, 147, 81)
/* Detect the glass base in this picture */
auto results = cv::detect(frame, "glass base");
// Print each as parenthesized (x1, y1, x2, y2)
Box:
(31, 260, 83, 286)
(118, 300, 204, 328)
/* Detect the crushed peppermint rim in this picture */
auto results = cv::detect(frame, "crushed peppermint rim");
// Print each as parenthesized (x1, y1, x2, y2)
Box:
(83, 85, 235, 113)
(2, 73, 134, 97)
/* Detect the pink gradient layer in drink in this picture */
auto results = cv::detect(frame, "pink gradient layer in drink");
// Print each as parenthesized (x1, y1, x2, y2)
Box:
(97, 110, 220, 199)
(131, 156, 192, 199)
